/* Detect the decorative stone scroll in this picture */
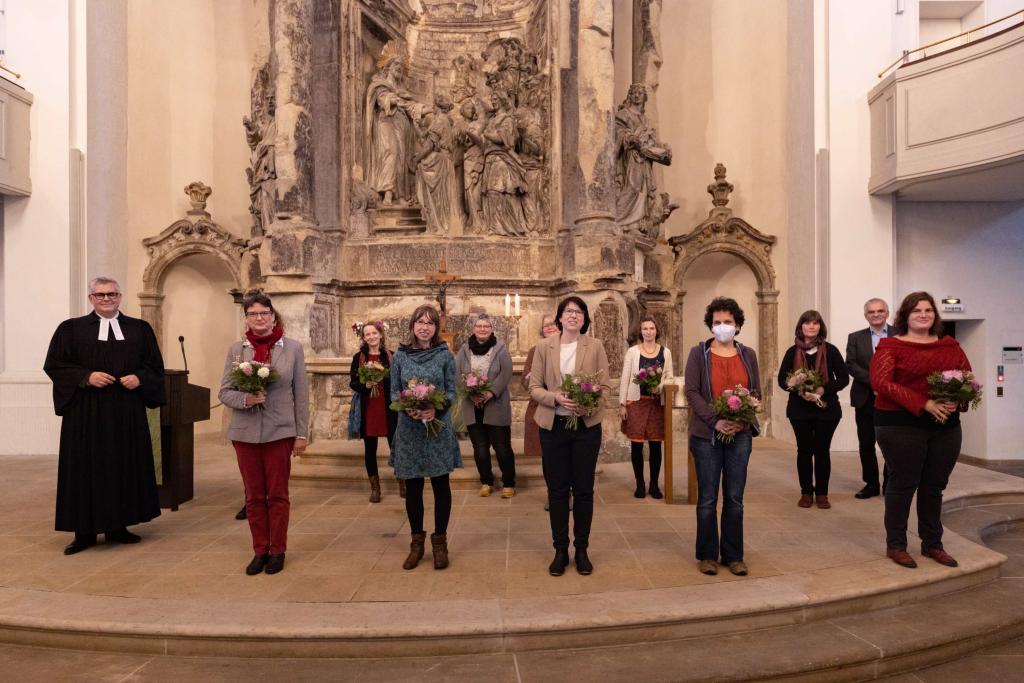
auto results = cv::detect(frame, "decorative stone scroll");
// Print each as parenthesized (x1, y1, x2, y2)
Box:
(668, 164, 780, 435)
(139, 183, 249, 344)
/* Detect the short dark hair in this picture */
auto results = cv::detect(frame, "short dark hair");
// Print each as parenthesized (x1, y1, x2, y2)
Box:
(795, 310, 827, 342)
(636, 315, 661, 341)
(893, 291, 944, 337)
(555, 296, 591, 334)
(241, 290, 283, 331)
(703, 297, 745, 330)
(408, 304, 443, 348)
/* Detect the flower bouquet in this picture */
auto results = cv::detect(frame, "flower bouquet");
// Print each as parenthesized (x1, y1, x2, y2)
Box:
(230, 360, 279, 410)
(389, 378, 447, 436)
(785, 368, 827, 408)
(927, 369, 983, 411)
(559, 372, 608, 431)
(358, 360, 389, 398)
(632, 364, 664, 395)
(451, 370, 493, 424)
(711, 385, 761, 443)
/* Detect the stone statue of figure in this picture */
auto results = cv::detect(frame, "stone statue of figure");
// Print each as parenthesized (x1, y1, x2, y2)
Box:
(243, 104, 277, 237)
(412, 94, 465, 234)
(456, 99, 486, 230)
(364, 48, 420, 206)
(615, 83, 673, 233)
(516, 75, 548, 234)
(468, 88, 530, 237)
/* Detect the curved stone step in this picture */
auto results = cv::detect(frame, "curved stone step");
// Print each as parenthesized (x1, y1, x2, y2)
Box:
(290, 461, 548, 490)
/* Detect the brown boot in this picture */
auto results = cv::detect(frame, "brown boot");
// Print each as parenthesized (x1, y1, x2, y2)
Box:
(815, 495, 831, 509)
(369, 475, 381, 503)
(403, 532, 426, 570)
(398, 479, 407, 498)
(431, 532, 449, 570)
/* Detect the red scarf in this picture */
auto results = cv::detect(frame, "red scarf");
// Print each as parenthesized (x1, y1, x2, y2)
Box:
(246, 324, 284, 363)
(794, 335, 829, 379)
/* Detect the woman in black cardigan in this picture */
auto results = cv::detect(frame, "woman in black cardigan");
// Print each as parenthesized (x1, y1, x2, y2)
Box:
(777, 310, 849, 509)
(349, 321, 399, 502)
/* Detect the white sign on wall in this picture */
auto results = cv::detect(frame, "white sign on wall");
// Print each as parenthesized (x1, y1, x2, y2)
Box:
(1003, 347, 1023, 364)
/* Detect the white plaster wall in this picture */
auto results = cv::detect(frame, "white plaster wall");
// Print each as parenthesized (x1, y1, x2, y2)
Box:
(894, 201, 1024, 461)
(0, 0, 74, 454)
(123, 0, 254, 317)
(161, 254, 241, 435)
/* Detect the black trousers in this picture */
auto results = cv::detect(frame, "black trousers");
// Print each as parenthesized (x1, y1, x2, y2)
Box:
(789, 418, 840, 495)
(854, 405, 888, 491)
(466, 410, 517, 487)
(362, 436, 393, 478)
(540, 417, 601, 550)
(404, 475, 452, 535)
(876, 424, 961, 552)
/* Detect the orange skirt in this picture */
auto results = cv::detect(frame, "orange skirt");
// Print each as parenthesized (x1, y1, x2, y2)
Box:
(622, 396, 665, 442)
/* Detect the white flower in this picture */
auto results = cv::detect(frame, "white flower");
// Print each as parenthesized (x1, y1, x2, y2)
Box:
(257, 366, 271, 379)
(239, 362, 252, 372)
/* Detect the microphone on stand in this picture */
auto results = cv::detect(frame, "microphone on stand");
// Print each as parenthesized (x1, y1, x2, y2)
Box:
(178, 335, 189, 373)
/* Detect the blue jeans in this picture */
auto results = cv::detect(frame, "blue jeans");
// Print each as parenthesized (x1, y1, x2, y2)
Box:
(690, 432, 752, 564)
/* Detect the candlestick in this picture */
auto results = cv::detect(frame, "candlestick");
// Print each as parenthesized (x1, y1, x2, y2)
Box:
(504, 293, 511, 317)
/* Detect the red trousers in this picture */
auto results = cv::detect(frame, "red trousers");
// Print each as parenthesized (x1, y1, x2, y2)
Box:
(233, 438, 294, 555)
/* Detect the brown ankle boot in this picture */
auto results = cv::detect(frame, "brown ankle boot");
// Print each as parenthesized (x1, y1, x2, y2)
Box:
(431, 532, 449, 570)
(369, 475, 381, 503)
(403, 532, 426, 570)
(398, 479, 407, 499)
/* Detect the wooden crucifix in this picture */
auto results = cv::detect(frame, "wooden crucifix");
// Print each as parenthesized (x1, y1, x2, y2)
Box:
(425, 257, 460, 346)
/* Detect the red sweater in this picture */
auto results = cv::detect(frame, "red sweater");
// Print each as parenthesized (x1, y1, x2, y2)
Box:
(870, 336, 971, 416)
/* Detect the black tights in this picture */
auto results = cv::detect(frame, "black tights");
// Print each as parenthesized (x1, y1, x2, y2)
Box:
(631, 441, 663, 489)
(362, 436, 393, 477)
(404, 474, 452, 535)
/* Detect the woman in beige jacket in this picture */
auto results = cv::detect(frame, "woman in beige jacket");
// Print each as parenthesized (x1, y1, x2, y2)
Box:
(529, 296, 609, 577)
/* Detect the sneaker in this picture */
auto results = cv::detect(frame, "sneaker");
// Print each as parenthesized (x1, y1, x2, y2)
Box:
(479, 484, 492, 497)
(727, 561, 749, 576)
(698, 559, 718, 575)
(886, 548, 918, 568)
(501, 487, 516, 499)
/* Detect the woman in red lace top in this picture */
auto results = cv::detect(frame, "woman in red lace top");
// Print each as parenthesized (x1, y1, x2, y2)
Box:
(870, 292, 971, 570)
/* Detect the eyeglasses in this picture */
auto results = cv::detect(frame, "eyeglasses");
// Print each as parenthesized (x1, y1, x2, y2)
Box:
(90, 292, 121, 300)
(246, 311, 274, 319)
(562, 309, 583, 318)
(414, 319, 436, 327)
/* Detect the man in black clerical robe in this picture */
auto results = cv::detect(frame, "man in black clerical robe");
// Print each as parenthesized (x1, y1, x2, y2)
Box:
(43, 277, 165, 555)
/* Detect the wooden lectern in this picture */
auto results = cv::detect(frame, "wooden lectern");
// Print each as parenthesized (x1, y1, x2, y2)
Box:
(159, 370, 210, 510)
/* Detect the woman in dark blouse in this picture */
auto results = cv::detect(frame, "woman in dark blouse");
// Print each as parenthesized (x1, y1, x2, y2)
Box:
(349, 320, 399, 502)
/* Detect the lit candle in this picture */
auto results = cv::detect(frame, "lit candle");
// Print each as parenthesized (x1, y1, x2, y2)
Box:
(514, 293, 521, 316)
(504, 293, 511, 317)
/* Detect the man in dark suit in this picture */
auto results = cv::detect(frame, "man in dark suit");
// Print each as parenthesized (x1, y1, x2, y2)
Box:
(845, 298, 892, 499)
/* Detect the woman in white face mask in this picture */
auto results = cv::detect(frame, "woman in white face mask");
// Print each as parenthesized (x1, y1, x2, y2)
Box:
(683, 297, 762, 578)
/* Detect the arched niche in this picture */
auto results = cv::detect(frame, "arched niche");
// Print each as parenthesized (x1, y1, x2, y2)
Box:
(138, 182, 249, 346)
(668, 164, 780, 434)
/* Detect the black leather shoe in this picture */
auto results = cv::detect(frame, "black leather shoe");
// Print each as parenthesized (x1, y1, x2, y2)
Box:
(575, 548, 593, 575)
(648, 485, 664, 500)
(265, 553, 286, 574)
(105, 528, 141, 544)
(235, 505, 247, 520)
(854, 486, 881, 500)
(246, 554, 270, 575)
(549, 549, 570, 576)
(634, 480, 646, 498)
(63, 535, 96, 556)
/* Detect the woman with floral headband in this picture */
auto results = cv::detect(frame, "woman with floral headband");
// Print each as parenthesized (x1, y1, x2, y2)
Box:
(349, 319, 400, 502)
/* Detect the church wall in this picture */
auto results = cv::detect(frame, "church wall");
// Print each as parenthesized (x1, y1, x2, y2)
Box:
(0, 0, 75, 454)
(894, 200, 1024, 461)
(123, 0, 255, 320)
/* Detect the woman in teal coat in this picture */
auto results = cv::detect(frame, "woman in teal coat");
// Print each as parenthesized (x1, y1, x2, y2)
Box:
(390, 304, 462, 571)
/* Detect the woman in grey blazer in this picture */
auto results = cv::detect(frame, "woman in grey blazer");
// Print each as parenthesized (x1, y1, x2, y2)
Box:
(455, 313, 516, 498)
(218, 292, 308, 577)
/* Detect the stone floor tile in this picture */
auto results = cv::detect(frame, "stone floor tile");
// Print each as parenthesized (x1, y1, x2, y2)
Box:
(273, 574, 363, 602)
(350, 572, 437, 601)
(447, 531, 508, 552)
(297, 550, 384, 575)
(0, 643, 153, 682)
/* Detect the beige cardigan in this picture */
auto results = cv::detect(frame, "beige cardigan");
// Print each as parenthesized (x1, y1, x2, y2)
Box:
(528, 334, 610, 430)
(618, 344, 675, 404)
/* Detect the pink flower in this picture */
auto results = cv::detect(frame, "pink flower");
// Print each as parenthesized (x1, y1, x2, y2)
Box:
(240, 363, 254, 376)
(465, 375, 478, 387)
(637, 369, 647, 379)
(723, 389, 733, 397)
(941, 370, 963, 381)
(412, 384, 429, 399)
(727, 395, 742, 410)
(970, 380, 982, 391)
(581, 383, 593, 393)
(595, 386, 604, 393)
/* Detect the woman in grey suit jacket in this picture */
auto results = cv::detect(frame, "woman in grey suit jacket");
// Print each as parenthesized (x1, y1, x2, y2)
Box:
(455, 313, 516, 498)
(218, 292, 308, 577)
